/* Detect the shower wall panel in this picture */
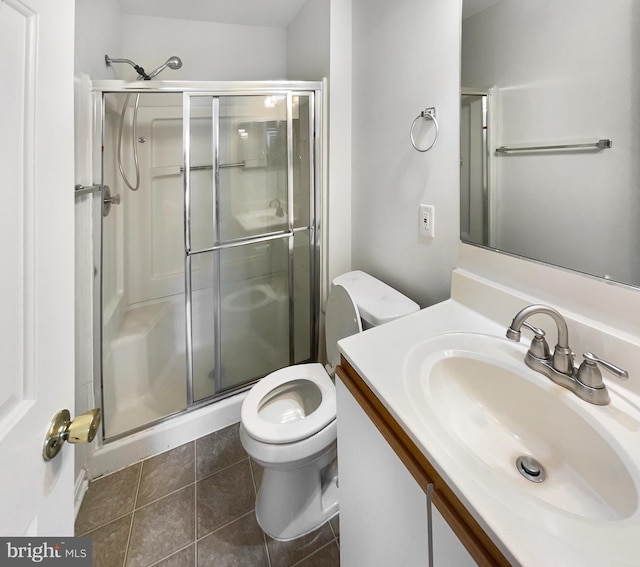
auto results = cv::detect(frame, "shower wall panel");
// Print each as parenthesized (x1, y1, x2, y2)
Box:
(127, 104, 194, 304)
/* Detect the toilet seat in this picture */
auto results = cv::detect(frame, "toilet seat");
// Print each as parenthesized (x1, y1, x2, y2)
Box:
(241, 363, 336, 444)
(242, 284, 362, 446)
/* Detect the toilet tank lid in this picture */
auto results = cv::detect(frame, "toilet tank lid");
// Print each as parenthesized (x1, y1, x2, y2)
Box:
(331, 271, 420, 326)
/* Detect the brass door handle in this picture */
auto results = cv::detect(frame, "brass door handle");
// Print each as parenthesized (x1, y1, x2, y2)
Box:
(43, 408, 101, 461)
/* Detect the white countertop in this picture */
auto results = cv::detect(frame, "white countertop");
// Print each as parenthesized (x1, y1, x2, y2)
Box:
(338, 297, 640, 566)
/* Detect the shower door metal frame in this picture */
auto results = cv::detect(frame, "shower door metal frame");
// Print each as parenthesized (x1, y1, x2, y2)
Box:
(93, 80, 322, 442)
(183, 88, 320, 406)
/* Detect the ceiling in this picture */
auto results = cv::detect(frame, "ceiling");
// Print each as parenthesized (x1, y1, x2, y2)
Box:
(462, 0, 502, 20)
(118, 0, 501, 29)
(118, 0, 309, 28)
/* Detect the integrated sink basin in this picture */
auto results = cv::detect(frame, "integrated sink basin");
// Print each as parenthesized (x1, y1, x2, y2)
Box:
(338, 292, 640, 564)
(403, 332, 638, 522)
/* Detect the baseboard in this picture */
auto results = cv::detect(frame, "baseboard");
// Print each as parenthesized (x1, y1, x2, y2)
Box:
(74, 469, 89, 521)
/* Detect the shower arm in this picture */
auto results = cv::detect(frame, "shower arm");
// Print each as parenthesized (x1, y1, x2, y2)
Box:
(105, 55, 150, 80)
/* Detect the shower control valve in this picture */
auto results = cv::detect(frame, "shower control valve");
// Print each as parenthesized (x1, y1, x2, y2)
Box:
(103, 185, 121, 217)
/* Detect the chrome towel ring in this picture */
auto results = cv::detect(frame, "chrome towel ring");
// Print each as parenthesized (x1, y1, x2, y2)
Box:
(410, 107, 439, 152)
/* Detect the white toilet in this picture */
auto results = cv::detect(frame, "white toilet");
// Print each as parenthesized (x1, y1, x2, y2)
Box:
(239, 270, 419, 541)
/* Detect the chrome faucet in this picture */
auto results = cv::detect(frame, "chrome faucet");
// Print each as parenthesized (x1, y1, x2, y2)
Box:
(506, 304, 628, 405)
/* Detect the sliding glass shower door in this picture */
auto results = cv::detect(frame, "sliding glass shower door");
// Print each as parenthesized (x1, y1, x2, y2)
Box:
(185, 92, 316, 404)
(98, 84, 319, 440)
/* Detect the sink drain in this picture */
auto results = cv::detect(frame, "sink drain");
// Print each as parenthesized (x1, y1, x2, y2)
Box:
(516, 456, 546, 483)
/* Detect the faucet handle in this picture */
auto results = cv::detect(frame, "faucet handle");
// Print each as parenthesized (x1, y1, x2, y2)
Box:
(577, 352, 629, 388)
(521, 322, 551, 359)
(522, 321, 545, 337)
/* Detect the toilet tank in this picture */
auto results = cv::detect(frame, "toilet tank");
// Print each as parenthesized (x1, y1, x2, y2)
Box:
(332, 271, 420, 329)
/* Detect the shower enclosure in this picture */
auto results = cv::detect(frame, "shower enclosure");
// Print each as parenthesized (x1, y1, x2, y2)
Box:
(96, 81, 322, 440)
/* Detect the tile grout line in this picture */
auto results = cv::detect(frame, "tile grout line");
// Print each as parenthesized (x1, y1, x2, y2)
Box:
(248, 459, 272, 567)
(82, 429, 260, 566)
(328, 517, 339, 545)
(76, 466, 141, 537)
(77, 510, 131, 538)
(146, 542, 194, 567)
(247, 458, 258, 497)
(126, 442, 250, 518)
(195, 509, 255, 544)
(88, 433, 245, 514)
(119, 435, 250, 567)
(262, 529, 273, 567)
(130, 480, 196, 514)
(191, 509, 272, 564)
(125, 442, 198, 566)
(197, 455, 251, 484)
(289, 540, 339, 567)
(122, 462, 144, 567)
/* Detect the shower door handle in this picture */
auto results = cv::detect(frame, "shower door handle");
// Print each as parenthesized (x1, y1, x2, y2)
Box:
(74, 183, 102, 197)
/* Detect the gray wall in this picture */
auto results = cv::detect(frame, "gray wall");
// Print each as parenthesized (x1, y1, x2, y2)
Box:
(350, 0, 461, 307)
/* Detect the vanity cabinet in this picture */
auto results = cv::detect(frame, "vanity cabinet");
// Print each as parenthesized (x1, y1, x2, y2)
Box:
(336, 357, 510, 567)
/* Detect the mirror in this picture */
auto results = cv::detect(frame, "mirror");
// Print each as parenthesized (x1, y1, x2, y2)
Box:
(460, 0, 640, 288)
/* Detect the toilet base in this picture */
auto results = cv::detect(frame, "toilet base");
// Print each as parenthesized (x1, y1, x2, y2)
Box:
(254, 443, 339, 541)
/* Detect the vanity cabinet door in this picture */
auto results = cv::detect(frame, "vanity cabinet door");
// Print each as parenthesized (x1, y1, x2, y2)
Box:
(336, 379, 429, 566)
(337, 377, 477, 567)
(337, 358, 510, 566)
(430, 498, 477, 566)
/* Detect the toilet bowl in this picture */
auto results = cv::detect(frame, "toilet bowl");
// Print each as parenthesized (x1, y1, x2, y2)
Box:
(239, 271, 419, 541)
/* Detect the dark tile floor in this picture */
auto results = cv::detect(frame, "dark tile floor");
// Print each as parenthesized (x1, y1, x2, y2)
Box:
(76, 423, 340, 567)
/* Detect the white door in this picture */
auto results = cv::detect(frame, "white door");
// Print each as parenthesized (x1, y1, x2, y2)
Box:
(0, 0, 76, 535)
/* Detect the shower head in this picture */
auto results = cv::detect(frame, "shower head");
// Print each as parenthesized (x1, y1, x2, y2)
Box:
(148, 56, 183, 79)
(166, 56, 183, 70)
